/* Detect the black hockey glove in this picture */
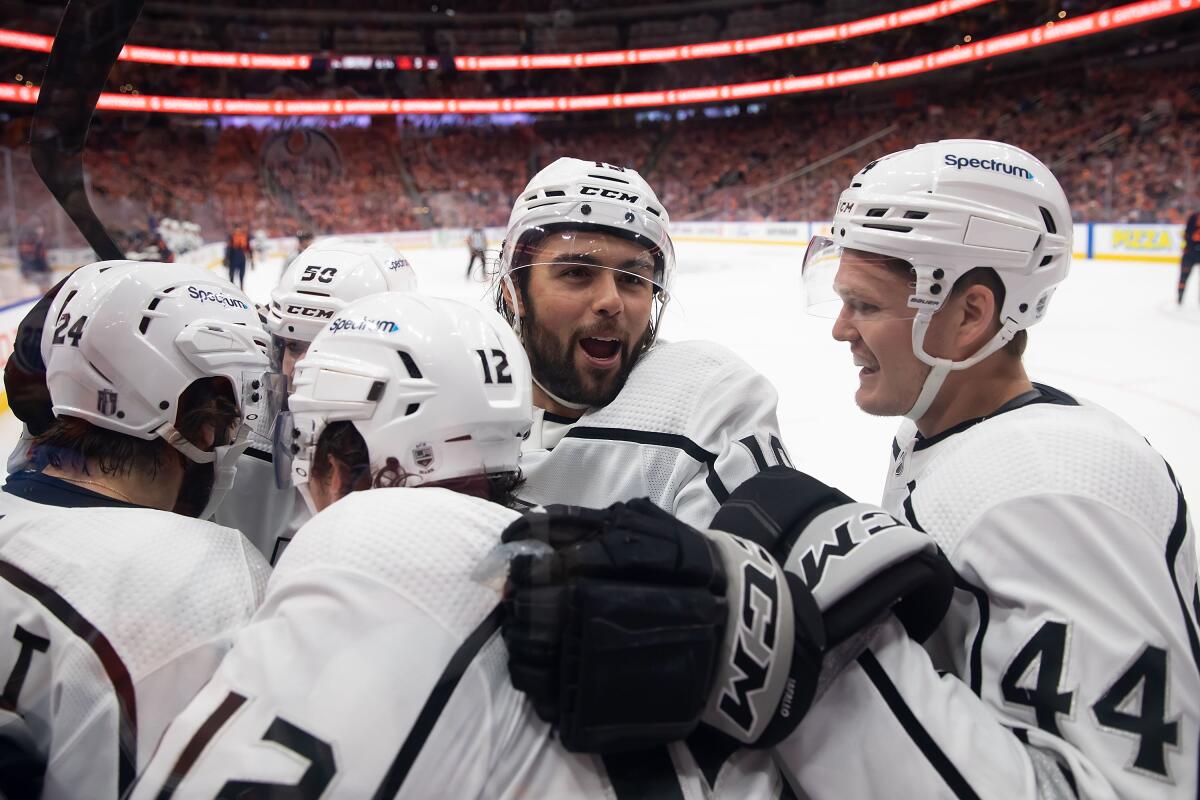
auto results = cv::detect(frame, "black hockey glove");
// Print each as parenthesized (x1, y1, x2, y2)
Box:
(500, 497, 825, 753)
(501, 470, 954, 754)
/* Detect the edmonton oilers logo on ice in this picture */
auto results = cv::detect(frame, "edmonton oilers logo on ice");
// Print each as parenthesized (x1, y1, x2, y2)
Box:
(413, 442, 434, 472)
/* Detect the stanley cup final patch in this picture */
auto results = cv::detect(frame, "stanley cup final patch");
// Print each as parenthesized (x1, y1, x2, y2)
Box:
(97, 389, 118, 416)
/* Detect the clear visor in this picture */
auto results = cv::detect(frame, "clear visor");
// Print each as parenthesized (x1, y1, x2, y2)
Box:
(270, 335, 312, 389)
(801, 236, 919, 322)
(494, 201, 675, 299)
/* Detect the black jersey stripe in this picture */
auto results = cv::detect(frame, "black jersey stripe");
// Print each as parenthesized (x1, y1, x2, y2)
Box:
(371, 605, 503, 799)
(954, 576, 990, 697)
(151, 691, 247, 800)
(902, 480, 925, 533)
(564, 426, 730, 503)
(602, 747, 687, 800)
(858, 649, 982, 800)
(0, 560, 138, 794)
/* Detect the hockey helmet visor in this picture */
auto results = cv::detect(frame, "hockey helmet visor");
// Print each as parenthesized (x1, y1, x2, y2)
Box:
(802, 235, 921, 321)
(496, 199, 675, 300)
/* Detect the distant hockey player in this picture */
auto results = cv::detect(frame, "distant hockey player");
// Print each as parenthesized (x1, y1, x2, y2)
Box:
(0, 261, 273, 799)
(466, 225, 487, 279)
(224, 224, 253, 290)
(496, 158, 789, 527)
(17, 225, 52, 294)
(1180, 209, 1199, 304)
(130, 293, 586, 797)
(500, 141, 1200, 798)
(215, 239, 418, 564)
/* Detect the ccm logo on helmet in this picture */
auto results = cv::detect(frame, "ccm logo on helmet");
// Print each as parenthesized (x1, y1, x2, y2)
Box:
(943, 154, 1033, 180)
(187, 286, 249, 309)
(579, 186, 640, 203)
(286, 304, 334, 320)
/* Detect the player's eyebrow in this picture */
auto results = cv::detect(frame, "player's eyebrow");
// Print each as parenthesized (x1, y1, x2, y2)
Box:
(548, 252, 604, 266)
(619, 257, 654, 274)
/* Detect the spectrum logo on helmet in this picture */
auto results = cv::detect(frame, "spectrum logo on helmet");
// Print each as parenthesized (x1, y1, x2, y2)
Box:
(187, 286, 249, 309)
(944, 154, 1033, 180)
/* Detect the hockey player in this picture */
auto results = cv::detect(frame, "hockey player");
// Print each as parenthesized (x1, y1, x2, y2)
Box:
(491, 157, 795, 794)
(265, 239, 418, 387)
(466, 225, 487, 279)
(0, 261, 272, 799)
(215, 238, 418, 564)
(501, 140, 1200, 798)
(496, 158, 790, 527)
(130, 292, 575, 797)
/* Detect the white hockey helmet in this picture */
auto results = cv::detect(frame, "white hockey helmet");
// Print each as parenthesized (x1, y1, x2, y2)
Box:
(275, 292, 531, 510)
(40, 260, 145, 367)
(267, 240, 418, 349)
(44, 261, 278, 517)
(495, 157, 676, 330)
(802, 139, 1072, 420)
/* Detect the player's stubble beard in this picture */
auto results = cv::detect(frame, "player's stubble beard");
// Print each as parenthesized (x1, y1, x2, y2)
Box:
(521, 298, 653, 409)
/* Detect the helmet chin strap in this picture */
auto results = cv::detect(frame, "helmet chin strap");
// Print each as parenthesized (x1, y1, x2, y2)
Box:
(531, 374, 591, 412)
(904, 313, 1020, 422)
(155, 421, 252, 519)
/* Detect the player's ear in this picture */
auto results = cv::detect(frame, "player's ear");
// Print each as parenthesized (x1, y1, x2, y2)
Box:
(954, 283, 1000, 357)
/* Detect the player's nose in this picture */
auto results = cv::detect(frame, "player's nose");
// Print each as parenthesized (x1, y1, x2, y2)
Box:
(590, 269, 624, 316)
(831, 307, 857, 343)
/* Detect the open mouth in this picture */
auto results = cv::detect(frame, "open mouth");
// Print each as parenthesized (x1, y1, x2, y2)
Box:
(578, 336, 622, 367)
(853, 355, 879, 377)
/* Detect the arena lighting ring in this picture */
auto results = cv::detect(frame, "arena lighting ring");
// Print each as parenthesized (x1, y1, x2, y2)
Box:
(0, 0, 997, 72)
(0, 0, 1192, 116)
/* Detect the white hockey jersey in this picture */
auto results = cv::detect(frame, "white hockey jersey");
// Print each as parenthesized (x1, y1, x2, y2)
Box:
(0, 471, 269, 800)
(777, 385, 1200, 799)
(131, 487, 790, 800)
(519, 338, 792, 798)
(519, 339, 791, 530)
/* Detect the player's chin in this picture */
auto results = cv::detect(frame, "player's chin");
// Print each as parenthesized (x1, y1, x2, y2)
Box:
(854, 382, 903, 417)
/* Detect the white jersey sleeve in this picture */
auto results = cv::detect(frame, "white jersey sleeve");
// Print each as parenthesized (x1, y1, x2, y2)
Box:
(0, 499, 268, 800)
(777, 395, 1200, 799)
(519, 339, 790, 528)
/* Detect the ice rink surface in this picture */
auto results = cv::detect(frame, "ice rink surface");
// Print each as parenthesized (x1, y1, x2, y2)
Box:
(240, 240, 1200, 511)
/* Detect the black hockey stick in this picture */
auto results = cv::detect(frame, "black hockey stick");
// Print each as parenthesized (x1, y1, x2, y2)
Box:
(4, 0, 144, 433)
(30, 0, 144, 261)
